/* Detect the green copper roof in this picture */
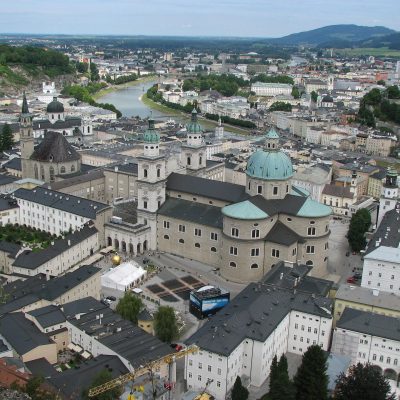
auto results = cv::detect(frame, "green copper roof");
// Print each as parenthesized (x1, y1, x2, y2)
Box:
(143, 118, 160, 143)
(296, 197, 332, 218)
(186, 108, 203, 134)
(246, 150, 293, 181)
(265, 128, 280, 139)
(222, 200, 269, 220)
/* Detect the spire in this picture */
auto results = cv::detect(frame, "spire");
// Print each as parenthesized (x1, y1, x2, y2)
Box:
(21, 92, 29, 114)
(191, 108, 198, 122)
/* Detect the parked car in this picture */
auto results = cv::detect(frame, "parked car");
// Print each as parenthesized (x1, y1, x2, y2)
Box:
(347, 277, 356, 284)
(101, 299, 111, 306)
(106, 296, 117, 302)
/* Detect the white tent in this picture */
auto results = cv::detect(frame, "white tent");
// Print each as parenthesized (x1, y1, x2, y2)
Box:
(101, 261, 147, 291)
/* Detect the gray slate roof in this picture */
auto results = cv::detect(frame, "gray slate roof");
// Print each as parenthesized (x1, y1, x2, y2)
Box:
(186, 282, 332, 356)
(0, 313, 54, 355)
(0, 175, 18, 186)
(28, 305, 66, 328)
(48, 170, 104, 191)
(166, 172, 247, 203)
(158, 197, 223, 228)
(12, 225, 98, 270)
(336, 308, 400, 342)
(322, 184, 354, 199)
(25, 358, 57, 378)
(33, 117, 81, 131)
(0, 241, 20, 257)
(264, 221, 303, 245)
(3, 158, 21, 171)
(13, 187, 110, 219)
(31, 131, 80, 162)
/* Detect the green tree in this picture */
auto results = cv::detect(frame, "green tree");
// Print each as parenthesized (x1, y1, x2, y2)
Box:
(76, 61, 89, 73)
(291, 86, 301, 99)
(115, 292, 143, 323)
(82, 369, 123, 400)
(23, 376, 57, 400)
(311, 91, 318, 103)
(0, 123, 14, 151)
(347, 209, 371, 252)
(334, 363, 396, 400)
(231, 376, 249, 400)
(294, 345, 328, 400)
(377, 80, 386, 86)
(90, 62, 100, 81)
(269, 102, 292, 112)
(386, 85, 400, 99)
(154, 306, 179, 342)
(268, 355, 295, 400)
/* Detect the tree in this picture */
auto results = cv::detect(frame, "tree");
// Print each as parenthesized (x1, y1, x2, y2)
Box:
(90, 62, 100, 81)
(231, 376, 249, 400)
(115, 292, 143, 323)
(347, 209, 371, 252)
(83, 369, 122, 400)
(294, 345, 328, 400)
(386, 85, 400, 99)
(291, 86, 301, 99)
(311, 91, 318, 103)
(334, 363, 396, 400)
(0, 123, 14, 151)
(269, 101, 292, 112)
(377, 80, 386, 86)
(154, 306, 178, 342)
(268, 355, 295, 400)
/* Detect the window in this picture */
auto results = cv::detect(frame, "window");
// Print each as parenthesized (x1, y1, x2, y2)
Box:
(179, 239, 185, 244)
(272, 249, 280, 258)
(257, 185, 262, 194)
(217, 368, 221, 375)
(195, 228, 202, 237)
(198, 375, 202, 382)
(292, 248, 297, 256)
(179, 224, 185, 233)
(306, 245, 315, 254)
(251, 263, 259, 269)
(273, 186, 278, 195)
(195, 243, 200, 248)
(231, 227, 239, 237)
(164, 235, 169, 240)
(163, 221, 170, 229)
(208, 365, 211, 372)
(143, 201, 147, 209)
(307, 227, 316, 236)
(198, 363, 202, 369)
(211, 232, 218, 240)
(251, 229, 260, 238)
(187, 157, 191, 166)
(230, 246, 238, 256)
(143, 169, 148, 178)
(229, 261, 237, 268)
(217, 381, 221, 388)
(211, 247, 217, 252)
(157, 168, 161, 178)
(251, 248, 260, 257)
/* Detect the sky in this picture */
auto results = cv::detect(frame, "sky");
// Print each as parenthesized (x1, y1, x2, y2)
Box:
(1, 0, 399, 37)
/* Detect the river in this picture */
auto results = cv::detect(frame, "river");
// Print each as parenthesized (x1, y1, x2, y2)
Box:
(97, 79, 167, 119)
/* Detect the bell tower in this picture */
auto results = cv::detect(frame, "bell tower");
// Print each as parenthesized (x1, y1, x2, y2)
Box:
(181, 109, 206, 176)
(378, 168, 399, 226)
(137, 118, 166, 250)
(20, 93, 34, 179)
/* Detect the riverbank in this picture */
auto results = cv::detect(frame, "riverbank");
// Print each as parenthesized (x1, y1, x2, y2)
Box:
(141, 93, 252, 135)
(93, 75, 156, 101)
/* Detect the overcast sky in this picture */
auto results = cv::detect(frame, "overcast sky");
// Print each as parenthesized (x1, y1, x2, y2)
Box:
(1, 0, 399, 37)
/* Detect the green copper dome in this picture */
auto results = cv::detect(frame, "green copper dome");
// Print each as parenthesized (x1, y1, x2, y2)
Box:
(186, 108, 203, 134)
(47, 97, 64, 113)
(246, 150, 293, 180)
(265, 128, 280, 139)
(143, 118, 160, 143)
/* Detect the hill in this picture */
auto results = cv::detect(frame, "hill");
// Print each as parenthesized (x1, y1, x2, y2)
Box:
(359, 32, 400, 50)
(271, 24, 395, 46)
(0, 45, 75, 96)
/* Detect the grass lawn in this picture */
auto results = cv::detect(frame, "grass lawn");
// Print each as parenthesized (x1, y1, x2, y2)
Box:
(336, 47, 400, 58)
(375, 159, 400, 171)
(0, 224, 56, 249)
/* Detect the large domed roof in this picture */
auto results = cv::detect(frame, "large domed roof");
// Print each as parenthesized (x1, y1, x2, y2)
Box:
(47, 97, 64, 113)
(186, 109, 203, 134)
(246, 150, 293, 180)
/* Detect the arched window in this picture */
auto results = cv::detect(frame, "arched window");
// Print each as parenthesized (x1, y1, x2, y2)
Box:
(157, 168, 161, 178)
(195, 243, 200, 248)
(164, 235, 169, 240)
(187, 156, 191, 166)
(211, 247, 217, 252)
(60, 166, 66, 174)
(231, 227, 239, 237)
(34, 164, 38, 180)
(144, 169, 148, 178)
(179, 239, 185, 244)
(199, 156, 202, 165)
(251, 229, 260, 238)
(71, 165, 75, 172)
(251, 264, 259, 269)
(49, 166, 55, 182)
(40, 165, 45, 180)
(306, 260, 313, 266)
(229, 262, 237, 268)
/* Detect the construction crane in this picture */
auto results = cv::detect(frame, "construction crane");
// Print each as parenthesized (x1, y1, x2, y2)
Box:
(88, 345, 198, 398)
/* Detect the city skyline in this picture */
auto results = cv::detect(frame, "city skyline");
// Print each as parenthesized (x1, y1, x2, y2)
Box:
(1, 0, 399, 37)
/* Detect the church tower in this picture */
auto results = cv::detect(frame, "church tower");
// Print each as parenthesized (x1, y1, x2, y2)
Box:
(20, 93, 35, 179)
(137, 118, 166, 250)
(378, 168, 399, 226)
(181, 109, 206, 176)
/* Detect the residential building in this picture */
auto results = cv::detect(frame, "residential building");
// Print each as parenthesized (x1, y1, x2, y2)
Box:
(251, 82, 292, 97)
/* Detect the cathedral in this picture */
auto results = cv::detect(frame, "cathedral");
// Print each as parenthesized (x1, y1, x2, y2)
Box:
(135, 109, 333, 282)
(20, 94, 82, 182)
